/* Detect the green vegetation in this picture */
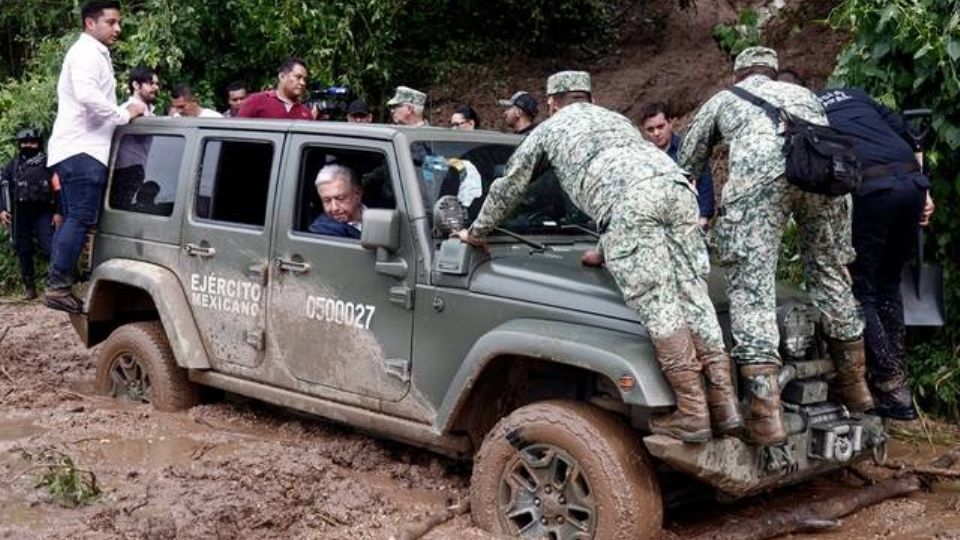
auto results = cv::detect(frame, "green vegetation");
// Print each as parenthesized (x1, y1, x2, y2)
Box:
(712, 8, 763, 56)
(30, 450, 100, 507)
(830, 0, 960, 419)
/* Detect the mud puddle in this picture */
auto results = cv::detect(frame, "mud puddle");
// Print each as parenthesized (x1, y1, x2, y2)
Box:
(3, 302, 960, 539)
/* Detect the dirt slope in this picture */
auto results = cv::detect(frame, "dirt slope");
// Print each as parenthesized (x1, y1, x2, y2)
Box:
(428, 0, 845, 130)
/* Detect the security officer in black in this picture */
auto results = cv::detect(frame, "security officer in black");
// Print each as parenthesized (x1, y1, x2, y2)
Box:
(817, 87, 934, 420)
(0, 128, 61, 300)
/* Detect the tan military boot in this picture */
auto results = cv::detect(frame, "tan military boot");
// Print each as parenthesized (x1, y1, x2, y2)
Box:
(693, 336, 743, 436)
(827, 337, 875, 412)
(649, 329, 712, 443)
(740, 364, 787, 445)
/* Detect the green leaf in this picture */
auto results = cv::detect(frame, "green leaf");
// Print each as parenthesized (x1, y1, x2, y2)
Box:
(872, 40, 891, 59)
(948, 39, 960, 61)
(914, 43, 933, 59)
(878, 4, 898, 29)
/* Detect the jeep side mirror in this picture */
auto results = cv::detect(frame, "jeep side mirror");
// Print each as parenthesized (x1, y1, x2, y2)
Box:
(361, 208, 401, 253)
(361, 208, 408, 279)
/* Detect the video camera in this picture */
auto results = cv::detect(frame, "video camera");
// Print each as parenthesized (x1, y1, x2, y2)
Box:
(307, 84, 351, 120)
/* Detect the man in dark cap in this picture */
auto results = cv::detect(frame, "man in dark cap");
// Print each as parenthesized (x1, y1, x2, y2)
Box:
(1, 128, 61, 299)
(346, 100, 373, 123)
(499, 91, 539, 135)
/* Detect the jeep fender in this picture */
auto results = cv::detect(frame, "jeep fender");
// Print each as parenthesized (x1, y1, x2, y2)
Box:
(436, 318, 673, 432)
(80, 259, 210, 369)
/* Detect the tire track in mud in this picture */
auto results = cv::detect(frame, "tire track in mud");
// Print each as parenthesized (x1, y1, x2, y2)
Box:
(0, 303, 490, 539)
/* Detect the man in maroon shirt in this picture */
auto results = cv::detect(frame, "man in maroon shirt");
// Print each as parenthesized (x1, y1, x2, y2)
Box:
(237, 58, 312, 120)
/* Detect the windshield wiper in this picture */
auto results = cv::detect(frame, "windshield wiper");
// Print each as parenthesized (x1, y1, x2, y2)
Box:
(494, 227, 549, 251)
(560, 223, 600, 239)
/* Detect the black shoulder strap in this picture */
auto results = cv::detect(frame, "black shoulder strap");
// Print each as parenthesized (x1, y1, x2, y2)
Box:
(727, 85, 782, 126)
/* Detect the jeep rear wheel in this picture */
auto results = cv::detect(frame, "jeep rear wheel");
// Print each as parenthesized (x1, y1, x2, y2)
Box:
(96, 322, 200, 411)
(470, 400, 662, 540)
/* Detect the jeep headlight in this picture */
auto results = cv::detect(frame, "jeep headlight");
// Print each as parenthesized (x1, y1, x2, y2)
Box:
(778, 304, 816, 360)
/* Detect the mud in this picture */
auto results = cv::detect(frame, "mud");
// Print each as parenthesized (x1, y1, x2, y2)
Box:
(2, 301, 959, 539)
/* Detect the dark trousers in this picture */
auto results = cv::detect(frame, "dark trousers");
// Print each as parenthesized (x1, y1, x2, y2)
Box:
(48, 153, 106, 290)
(10, 202, 54, 288)
(850, 175, 927, 384)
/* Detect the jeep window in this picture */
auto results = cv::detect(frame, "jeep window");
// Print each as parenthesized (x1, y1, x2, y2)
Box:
(411, 141, 592, 235)
(195, 139, 273, 227)
(109, 134, 184, 216)
(293, 146, 396, 237)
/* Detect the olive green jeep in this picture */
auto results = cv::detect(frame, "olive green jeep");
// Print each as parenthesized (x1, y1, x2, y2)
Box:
(70, 117, 887, 539)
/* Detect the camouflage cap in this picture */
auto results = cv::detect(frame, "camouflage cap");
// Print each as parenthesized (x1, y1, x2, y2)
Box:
(546, 71, 592, 96)
(733, 46, 779, 72)
(386, 86, 427, 107)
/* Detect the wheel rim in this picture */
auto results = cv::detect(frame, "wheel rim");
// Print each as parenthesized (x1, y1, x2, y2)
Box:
(498, 443, 596, 539)
(107, 352, 152, 403)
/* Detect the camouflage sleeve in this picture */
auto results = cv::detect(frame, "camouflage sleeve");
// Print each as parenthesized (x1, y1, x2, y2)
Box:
(792, 94, 828, 126)
(677, 98, 720, 179)
(468, 133, 543, 237)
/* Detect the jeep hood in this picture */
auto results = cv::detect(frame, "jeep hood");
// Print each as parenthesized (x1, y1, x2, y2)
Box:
(467, 246, 807, 320)
(468, 247, 643, 322)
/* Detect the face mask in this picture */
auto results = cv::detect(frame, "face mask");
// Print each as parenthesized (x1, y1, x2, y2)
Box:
(19, 146, 40, 159)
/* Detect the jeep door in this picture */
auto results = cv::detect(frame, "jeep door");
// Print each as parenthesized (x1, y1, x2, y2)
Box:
(265, 135, 414, 402)
(179, 130, 283, 372)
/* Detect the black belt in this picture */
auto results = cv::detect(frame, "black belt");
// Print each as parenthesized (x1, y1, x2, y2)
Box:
(861, 162, 919, 180)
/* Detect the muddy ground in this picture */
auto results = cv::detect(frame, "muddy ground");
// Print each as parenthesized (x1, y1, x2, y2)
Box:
(1, 301, 959, 539)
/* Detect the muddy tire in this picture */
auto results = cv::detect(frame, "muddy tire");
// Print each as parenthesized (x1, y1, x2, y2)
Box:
(96, 321, 200, 412)
(470, 400, 662, 539)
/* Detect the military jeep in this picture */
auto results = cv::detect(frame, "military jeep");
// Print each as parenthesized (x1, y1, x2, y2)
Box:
(70, 117, 887, 539)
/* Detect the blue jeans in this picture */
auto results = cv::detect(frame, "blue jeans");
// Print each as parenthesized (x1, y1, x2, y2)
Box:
(47, 153, 106, 290)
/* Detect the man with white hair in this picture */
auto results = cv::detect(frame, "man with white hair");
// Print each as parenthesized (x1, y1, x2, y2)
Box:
(308, 164, 364, 238)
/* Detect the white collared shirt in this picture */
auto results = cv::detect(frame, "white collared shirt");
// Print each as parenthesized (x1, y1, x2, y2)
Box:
(47, 33, 130, 167)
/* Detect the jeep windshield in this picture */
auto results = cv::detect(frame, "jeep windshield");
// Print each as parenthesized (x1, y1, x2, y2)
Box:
(410, 139, 594, 237)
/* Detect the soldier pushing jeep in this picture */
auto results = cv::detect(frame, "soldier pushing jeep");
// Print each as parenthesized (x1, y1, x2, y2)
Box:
(457, 71, 742, 442)
(678, 47, 873, 444)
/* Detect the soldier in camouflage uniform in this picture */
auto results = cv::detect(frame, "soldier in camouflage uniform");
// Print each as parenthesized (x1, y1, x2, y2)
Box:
(678, 47, 872, 445)
(457, 71, 742, 442)
(387, 86, 429, 127)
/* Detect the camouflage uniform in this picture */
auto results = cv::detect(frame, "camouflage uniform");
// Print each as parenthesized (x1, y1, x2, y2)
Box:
(469, 85, 725, 353)
(678, 50, 864, 367)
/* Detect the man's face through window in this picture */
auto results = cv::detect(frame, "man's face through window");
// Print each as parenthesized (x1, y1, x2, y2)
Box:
(318, 176, 363, 223)
(641, 112, 674, 151)
(135, 76, 160, 104)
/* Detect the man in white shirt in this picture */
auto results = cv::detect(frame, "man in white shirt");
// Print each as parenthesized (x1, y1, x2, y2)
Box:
(45, 1, 145, 313)
(170, 83, 223, 118)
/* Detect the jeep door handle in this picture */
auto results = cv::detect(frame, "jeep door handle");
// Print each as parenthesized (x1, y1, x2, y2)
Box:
(184, 243, 216, 258)
(274, 257, 311, 274)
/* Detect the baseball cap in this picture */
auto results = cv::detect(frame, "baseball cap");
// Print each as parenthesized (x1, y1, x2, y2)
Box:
(386, 86, 426, 107)
(546, 71, 592, 96)
(347, 100, 371, 116)
(498, 91, 539, 118)
(14, 128, 41, 142)
(734, 46, 779, 72)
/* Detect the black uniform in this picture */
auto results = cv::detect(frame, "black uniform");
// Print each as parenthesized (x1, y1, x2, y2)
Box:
(1, 150, 58, 293)
(818, 87, 929, 419)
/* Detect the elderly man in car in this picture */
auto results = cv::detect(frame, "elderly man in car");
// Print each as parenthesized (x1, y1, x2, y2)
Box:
(309, 164, 365, 239)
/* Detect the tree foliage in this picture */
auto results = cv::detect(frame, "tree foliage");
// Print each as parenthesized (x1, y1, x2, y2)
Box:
(829, 0, 960, 417)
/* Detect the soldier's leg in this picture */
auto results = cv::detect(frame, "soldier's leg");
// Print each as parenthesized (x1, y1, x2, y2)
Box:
(602, 202, 710, 443)
(793, 190, 872, 412)
(11, 206, 38, 298)
(34, 209, 55, 260)
(713, 181, 789, 444)
(864, 182, 926, 419)
(662, 178, 742, 435)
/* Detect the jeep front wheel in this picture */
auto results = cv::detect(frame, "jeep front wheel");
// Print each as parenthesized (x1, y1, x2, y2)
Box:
(96, 321, 200, 411)
(470, 400, 662, 540)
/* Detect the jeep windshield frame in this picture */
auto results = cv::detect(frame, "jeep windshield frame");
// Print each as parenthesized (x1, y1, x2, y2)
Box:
(401, 130, 596, 240)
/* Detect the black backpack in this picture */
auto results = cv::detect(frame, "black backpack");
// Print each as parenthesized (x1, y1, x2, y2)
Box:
(728, 86, 861, 196)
